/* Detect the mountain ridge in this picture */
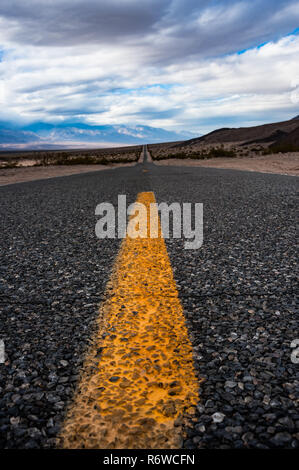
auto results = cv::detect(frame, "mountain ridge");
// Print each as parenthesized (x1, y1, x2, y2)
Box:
(174, 116, 299, 148)
(0, 121, 194, 149)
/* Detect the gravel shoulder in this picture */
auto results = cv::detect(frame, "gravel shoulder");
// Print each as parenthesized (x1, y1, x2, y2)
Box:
(0, 162, 136, 186)
(154, 153, 299, 176)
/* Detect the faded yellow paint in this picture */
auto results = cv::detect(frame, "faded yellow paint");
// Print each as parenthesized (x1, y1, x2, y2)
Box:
(60, 192, 199, 449)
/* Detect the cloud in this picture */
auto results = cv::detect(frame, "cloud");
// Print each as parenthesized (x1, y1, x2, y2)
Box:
(0, 1, 166, 46)
(0, 1, 298, 135)
(1, 1, 299, 60)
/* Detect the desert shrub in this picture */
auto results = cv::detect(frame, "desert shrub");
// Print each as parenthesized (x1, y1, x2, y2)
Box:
(2, 161, 18, 168)
(51, 151, 139, 165)
(151, 147, 237, 160)
(54, 155, 97, 165)
(208, 147, 236, 158)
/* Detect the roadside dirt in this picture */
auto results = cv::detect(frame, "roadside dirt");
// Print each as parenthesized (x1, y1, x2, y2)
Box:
(155, 153, 299, 176)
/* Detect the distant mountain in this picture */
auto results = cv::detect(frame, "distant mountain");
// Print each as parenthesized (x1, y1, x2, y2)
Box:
(0, 121, 193, 150)
(175, 117, 299, 147)
(0, 124, 39, 144)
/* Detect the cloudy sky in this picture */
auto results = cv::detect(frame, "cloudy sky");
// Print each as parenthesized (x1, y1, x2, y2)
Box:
(0, 0, 299, 136)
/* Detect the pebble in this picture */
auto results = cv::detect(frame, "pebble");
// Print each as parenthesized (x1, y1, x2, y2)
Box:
(212, 412, 226, 424)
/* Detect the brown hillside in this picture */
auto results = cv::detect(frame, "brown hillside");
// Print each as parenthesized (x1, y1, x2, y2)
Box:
(270, 126, 299, 152)
(176, 118, 299, 147)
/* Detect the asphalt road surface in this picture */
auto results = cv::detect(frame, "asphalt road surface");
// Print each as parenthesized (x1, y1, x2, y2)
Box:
(0, 147, 298, 449)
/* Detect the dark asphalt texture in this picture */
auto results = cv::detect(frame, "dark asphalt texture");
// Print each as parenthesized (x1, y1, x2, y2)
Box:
(0, 151, 298, 449)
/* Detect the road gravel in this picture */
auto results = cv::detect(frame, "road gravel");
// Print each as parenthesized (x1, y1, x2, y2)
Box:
(0, 157, 298, 448)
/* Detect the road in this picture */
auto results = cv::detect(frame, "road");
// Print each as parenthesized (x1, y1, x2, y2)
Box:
(0, 146, 298, 449)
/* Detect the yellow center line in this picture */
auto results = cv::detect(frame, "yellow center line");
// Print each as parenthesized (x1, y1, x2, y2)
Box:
(60, 192, 199, 449)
